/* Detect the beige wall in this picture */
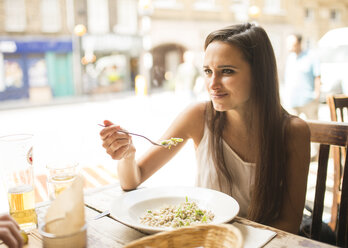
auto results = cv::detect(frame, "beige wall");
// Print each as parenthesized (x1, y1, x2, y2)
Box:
(1, 0, 347, 88)
(149, 0, 348, 82)
(0, 0, 73, 36)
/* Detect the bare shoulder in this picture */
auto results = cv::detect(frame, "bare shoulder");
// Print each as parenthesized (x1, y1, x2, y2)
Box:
(178, 101, 206, 129)
(286, 117, 311, 166)
(171, 101, 207, 144)
(287, 117, 310, 143)
(181, 101, 206, 120)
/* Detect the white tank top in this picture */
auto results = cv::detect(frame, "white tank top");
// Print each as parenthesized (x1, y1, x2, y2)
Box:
(195, 123, 256, 217)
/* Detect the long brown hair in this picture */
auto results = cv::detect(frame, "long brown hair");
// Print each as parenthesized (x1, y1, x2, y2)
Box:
(204, 23, 291, 224)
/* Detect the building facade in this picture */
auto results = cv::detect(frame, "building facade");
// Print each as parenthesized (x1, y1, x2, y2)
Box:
(0, 0, 75, 101)
(77, 0, 142, 94)
(146, 0, 348, 89)
(0, 0, 142, 101)
(0, 0, 347, 101)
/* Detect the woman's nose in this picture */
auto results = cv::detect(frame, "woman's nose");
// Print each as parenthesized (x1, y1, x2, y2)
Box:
(207, 75, 221, 90)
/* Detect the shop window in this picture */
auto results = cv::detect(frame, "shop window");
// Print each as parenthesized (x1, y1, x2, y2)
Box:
(3, 57, 24, 90)
(5, 0, 26, 32)
(87, 0, 110, 34)
(115, 0, 138, 34)
(96, 54, 127, 92)
(304, 7, 314, 22)
(27, 56, 48, 87)
(330, 9, 340, 23)
(40, 0, 62, 33)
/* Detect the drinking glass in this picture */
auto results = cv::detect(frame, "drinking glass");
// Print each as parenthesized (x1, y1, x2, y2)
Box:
(0, 134, 37, 231)
(46, 163, 78, 200)
(39, 219, 87, 248)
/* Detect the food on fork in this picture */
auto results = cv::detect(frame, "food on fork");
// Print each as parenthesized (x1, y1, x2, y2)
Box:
(160, 138, 184, 149)
(99, 123, 183, 148)
(140, 197, 214, 228)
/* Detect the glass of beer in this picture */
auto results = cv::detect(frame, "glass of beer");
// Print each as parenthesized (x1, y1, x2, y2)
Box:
(0, 134, 37, 232)
(46, 163, 78, 200)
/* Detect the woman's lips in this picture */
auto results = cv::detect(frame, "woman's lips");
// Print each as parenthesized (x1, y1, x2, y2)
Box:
(210, 92, 228, 99)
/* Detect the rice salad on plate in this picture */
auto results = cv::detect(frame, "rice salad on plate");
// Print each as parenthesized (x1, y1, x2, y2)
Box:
(140, 197, 215, 228)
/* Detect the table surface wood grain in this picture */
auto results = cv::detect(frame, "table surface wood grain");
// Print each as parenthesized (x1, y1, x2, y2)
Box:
(1, 183, 337, 248)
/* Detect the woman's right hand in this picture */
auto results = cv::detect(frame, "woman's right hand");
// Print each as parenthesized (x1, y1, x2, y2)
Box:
(100, 120, 136, 160)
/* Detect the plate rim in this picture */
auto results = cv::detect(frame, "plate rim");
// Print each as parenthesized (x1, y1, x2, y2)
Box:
(109, 186, 240, 234)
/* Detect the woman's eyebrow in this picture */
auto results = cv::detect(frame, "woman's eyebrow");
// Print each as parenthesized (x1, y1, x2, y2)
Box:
(217, 65, 238, 69)
(203, 65, 237, 68)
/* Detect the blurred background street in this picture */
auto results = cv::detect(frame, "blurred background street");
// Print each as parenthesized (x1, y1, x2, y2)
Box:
(0, 90, 199, 212)
(0, 0, 347, 105)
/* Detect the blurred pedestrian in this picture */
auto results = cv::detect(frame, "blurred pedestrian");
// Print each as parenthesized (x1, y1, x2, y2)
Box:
(174, 51, 200, 99)
(284, 34, 321, 120)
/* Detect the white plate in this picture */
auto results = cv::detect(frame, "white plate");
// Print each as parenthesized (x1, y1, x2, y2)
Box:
(110, 186, 240, 234)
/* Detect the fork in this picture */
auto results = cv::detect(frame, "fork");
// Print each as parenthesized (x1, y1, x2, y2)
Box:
(98, 124, 167, 147)
(93, 209, 110, 220)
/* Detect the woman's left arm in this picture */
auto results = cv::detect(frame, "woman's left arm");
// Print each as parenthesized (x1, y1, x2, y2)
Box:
(269, 117, 311, 234)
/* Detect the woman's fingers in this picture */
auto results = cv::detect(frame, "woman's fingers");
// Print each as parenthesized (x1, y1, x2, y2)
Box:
(101, 128, 132, 160)
(99, 124, 121, 138)
(105, 138, 129, 154)
(106, 137, 131, 159)
(99, 121, 135, 160)
(109, 135, 130, 150)
(108, 144, 130, 160)
(103, 120, 114, 127)
(102, 132, 129, 148)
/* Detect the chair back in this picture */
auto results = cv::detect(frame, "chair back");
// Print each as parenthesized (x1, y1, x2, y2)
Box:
(307, 120, 348, 247)
(326, 94, 348, 231)
(327, 94, 348, 122)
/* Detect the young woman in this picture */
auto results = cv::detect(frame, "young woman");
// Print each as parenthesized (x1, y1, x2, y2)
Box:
(100, 23, 310, 234)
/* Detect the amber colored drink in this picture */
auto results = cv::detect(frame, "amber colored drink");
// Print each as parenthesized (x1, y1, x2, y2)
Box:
(8, 184, 37, 231)
(48, 174, 76, 199)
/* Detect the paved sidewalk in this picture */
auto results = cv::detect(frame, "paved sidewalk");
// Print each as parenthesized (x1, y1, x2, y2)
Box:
(0, 90, 135, 111)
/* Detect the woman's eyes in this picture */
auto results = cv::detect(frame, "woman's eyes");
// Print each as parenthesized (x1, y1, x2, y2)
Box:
(203, 68, 235, 75)
(203, 69, 212, 75)
(222, 69, 235, 74)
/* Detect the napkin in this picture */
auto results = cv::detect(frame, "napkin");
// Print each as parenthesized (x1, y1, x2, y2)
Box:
(44, 174, 85, 235)
(233, 222, 277, 248)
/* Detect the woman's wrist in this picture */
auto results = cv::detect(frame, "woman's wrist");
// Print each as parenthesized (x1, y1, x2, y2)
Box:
(124, 145, 136, 160)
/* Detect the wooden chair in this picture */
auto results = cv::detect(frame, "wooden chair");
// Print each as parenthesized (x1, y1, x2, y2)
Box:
(327, 94, 348, 123)
(306, 120, 348, 246)
(326, 94, 348, 231)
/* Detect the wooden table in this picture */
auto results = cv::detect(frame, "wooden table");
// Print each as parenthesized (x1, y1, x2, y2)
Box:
(2, 183, 337, 248)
